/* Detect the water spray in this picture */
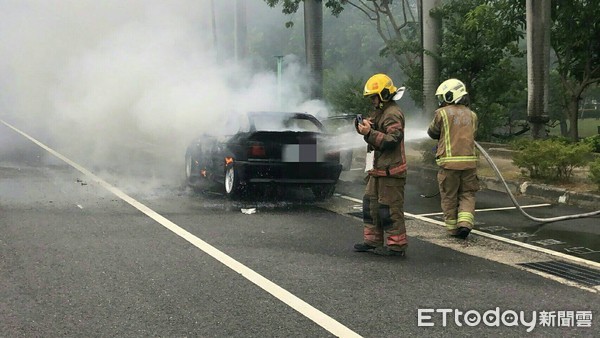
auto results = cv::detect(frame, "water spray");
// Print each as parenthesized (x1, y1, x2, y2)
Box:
(475, 142, 600, 223)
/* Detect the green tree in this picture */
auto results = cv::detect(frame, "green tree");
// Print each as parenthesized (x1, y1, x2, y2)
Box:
(431, 0, 527, 140)
(264, 0, 528, 140)
(551, 0, 600, 141)
(264, 0, 344, 16)
(264, 0, 327, 99)
(264, 1, 421, 102)
(548, 69, 569, 135)
(324, 72, 373, 115)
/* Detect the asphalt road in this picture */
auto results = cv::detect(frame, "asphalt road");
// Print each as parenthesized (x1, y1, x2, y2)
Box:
(1, 122, 599, 337)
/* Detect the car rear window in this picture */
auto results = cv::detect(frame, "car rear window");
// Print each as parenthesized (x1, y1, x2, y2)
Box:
(252, 115, 321, 132)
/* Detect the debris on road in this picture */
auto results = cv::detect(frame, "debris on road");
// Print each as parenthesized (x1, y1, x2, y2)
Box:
(241, 208, 256, 215)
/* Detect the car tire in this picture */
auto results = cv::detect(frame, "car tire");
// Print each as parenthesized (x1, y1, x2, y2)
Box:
(185, 152, 206, 193)
(224, 164, 243, 199)
(311, 184, 335, 200)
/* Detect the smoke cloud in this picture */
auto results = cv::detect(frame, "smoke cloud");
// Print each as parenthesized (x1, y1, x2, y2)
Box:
(0, 0, 320, 192)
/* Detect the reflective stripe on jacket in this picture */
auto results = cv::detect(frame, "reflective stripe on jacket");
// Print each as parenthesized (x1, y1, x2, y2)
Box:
(364, 101, 407, 178)
(427, 105, 478, 170)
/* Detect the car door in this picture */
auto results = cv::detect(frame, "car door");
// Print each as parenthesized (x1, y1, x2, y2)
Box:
(319, 114, 365, 171)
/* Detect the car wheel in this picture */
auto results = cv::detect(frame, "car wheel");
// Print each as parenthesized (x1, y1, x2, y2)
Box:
(185, 152, 206, 193)
(311, 184, 335, 200)
(224, 164, 243, 199)
(185, 153, 193, 180)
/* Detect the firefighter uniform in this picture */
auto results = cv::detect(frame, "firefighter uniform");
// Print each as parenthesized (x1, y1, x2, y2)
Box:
(427, 79, 479, 238)
(354, 73, 408, 255)
(362, 100, 408, 252)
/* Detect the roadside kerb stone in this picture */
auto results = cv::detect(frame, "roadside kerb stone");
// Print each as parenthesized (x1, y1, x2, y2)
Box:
(519, 181, 600, 209)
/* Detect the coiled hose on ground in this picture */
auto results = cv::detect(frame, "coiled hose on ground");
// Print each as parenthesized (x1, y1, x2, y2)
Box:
(475, 142, 600, 223)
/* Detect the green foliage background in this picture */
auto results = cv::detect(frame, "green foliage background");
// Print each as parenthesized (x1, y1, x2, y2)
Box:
(262, 0, 600, 142)
(589, 158, 600, 190)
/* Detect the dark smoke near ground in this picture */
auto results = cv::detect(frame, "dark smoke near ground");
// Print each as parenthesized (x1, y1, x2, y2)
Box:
(0, 1, 326, 195)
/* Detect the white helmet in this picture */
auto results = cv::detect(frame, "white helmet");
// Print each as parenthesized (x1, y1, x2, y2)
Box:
(435, 78, 468, 105)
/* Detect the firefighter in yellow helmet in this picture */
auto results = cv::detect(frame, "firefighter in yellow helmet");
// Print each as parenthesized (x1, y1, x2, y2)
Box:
(354, 73, 408, 256)
(427, 78, 479, 239)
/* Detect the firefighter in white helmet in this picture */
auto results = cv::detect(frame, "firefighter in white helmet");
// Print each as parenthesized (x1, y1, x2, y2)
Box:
(427, 78, 479, 239)
(354, 73, 408, 256)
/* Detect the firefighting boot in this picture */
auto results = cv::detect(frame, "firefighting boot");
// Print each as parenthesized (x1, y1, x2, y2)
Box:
(353, 242, 377, 252)
(453, 227, 471, 240)
(373, 246, 406, 257)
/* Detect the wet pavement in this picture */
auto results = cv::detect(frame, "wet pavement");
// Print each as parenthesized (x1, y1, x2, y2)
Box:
(337, 165, 600, 264)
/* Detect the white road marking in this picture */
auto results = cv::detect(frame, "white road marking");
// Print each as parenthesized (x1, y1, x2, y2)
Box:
(416, 203, 552, 217)
(337, 194, 600, 270)
(1, 119, 363, 338)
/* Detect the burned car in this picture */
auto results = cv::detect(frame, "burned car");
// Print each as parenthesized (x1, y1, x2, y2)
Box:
(184, 111, 343, 200)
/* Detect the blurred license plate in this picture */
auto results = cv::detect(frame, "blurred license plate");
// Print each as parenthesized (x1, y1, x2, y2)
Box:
(282, 144, 325, 162)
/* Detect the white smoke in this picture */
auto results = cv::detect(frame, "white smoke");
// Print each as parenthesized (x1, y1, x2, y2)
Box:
(0, 0, 321, 193)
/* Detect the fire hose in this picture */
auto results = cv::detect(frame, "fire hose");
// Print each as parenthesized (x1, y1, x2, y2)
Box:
(475, 142, 600, 223)
(419, 142, 600, 222)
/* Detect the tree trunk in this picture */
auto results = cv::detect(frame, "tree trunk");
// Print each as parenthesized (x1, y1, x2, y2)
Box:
(234, 0, 247, 63)
(303, 0, 323, 100)
(526, 0, 551, 139)
(559, 119, 568, 137)
(421, 0, 441, 120)
(567, 95, 580, 142)
(210, 0, 217, 55)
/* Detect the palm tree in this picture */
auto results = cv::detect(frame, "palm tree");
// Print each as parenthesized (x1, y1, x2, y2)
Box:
(421, 0, 441, 119)
(303, 0, 323, 99)
(234, 0, 247, 62)
(526, 0, 551, 139)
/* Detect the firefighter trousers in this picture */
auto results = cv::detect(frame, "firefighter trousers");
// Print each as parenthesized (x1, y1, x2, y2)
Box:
(437, 168, 478, 235)
(362, 175, 407, 251)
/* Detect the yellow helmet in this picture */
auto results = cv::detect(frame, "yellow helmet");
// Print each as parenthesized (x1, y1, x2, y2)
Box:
(435, 78, 468, 105)
(363, 73, 397, 102)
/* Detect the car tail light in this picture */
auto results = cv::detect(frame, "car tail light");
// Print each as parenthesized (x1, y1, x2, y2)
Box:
(248, 142, 266, 158)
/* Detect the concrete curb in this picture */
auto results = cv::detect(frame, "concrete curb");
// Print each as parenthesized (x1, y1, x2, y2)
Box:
(518, 181, 600, 209)
(478, 175, 520, 194)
